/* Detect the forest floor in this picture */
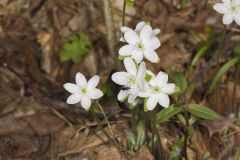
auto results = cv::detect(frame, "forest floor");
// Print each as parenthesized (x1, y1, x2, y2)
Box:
(0, 0, 240, 159)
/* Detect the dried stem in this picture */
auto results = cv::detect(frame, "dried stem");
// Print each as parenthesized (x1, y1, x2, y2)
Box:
(232, 62, 240, 117)
(122, 0, 126, 27)
(96, 101, 115, 140)
(101, 0, 122, 70)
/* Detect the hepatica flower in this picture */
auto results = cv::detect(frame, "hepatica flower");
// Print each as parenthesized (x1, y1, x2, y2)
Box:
(142, 71, 176, 111)
(111, 57, 148, 104)
(119, 22, 161, 63)
(63, 73, 103, 110)
(120, 21, 160, 42)
(213, 0, 240, 25)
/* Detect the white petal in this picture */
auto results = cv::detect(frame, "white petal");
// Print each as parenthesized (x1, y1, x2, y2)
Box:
(121, 27, 131, 33)
(117, 90, 129, 101)
(213, 3, 228, 14)
(140, 25, 152, 43)
(132, 50, 144, 64)
(81, 96, 91, 110)
(162, 83, 176, 95)
(158, 93, 170, 108)
(156, 71, 168, 87)
(88, 75, 100, 88)
(233, 0, 240, 5)
(135, 21, 145, 31)
(143, 49, 159, 63)
(124, 30, 139, 45)
(233, 14, 240, 25)
(124, 57, 137, 75)
(67, 94, 82, 104)
(137, 62, 146, 82)
(119, 37, 125, 42)
(111, 72, 131, 86)
(149, 77, 158, 87)
(119, 45, 134, 56)
(128, 87, 139, 103)
(152, 29, 161, 36)
(146, 95, 158, 110)
(145, 37, 161, 50)
(63, 83, 78, 93)
(139, 90, 152, 98)
(76, 72, 87, 87)
(223, 14, 233, 25)
(87, 88, 103, 99)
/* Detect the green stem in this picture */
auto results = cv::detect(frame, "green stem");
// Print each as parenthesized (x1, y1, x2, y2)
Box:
(232, 62, 240, 117)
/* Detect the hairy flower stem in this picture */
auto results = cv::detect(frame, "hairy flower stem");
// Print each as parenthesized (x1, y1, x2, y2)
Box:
(232, 63, 240, 117)
(1, 62, 73, 127)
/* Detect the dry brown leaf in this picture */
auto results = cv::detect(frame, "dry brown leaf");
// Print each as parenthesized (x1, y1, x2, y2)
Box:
(24, 113, 65, 136)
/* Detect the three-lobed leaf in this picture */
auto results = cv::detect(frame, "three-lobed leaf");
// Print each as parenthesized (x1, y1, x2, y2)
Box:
(59, 32, 91, 63)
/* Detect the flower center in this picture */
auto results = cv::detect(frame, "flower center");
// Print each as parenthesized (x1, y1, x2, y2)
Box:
(130, 76, 138, 85)
(152, 86, 161, 94)
(81, 88, 88, 95)
(137, 42, 144, 50)
(230, 5, 239, 13)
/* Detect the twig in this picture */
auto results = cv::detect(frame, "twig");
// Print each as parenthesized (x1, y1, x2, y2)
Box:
(122, 0, 126, 27)
(96, 101, 115, 139)
(1, 62, 74, 127)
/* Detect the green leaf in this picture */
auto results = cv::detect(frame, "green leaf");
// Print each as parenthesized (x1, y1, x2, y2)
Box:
(234, 45, 240, 53)
(191, 44, 210, 68)
(59, 32, 91, 63)
(135, 120, 146, 151)
(126, 131, 136, 151)
(125, 0, 134, 6)
(209, 57, 240, 93)
(187, 104, 222, 121)
(174, 72, 188, 93)
(177, 113, 186, 125)
(185, 82, 196, 101)
(144, 98, 149, 112)
(156, 105, 183, 123)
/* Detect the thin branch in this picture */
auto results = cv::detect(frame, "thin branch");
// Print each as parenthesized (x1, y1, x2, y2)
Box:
(101, 0, 122, 70)
(96, 101, 115, 139)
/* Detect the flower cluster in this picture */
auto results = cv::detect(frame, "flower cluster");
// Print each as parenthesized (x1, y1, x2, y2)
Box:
(63, 22, 176, 111)
(112, 22, 176, 111)
(213, 0, 240, 25)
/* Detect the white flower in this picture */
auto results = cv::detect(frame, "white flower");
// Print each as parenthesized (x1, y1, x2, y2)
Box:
(141, 71, 176, 111)
(111, 57, 148, 103)
(63, 73, 103, 110)
(120, 21, 161, 42)
(119, 23, 161, 64)
(213, 0, 240, 25)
